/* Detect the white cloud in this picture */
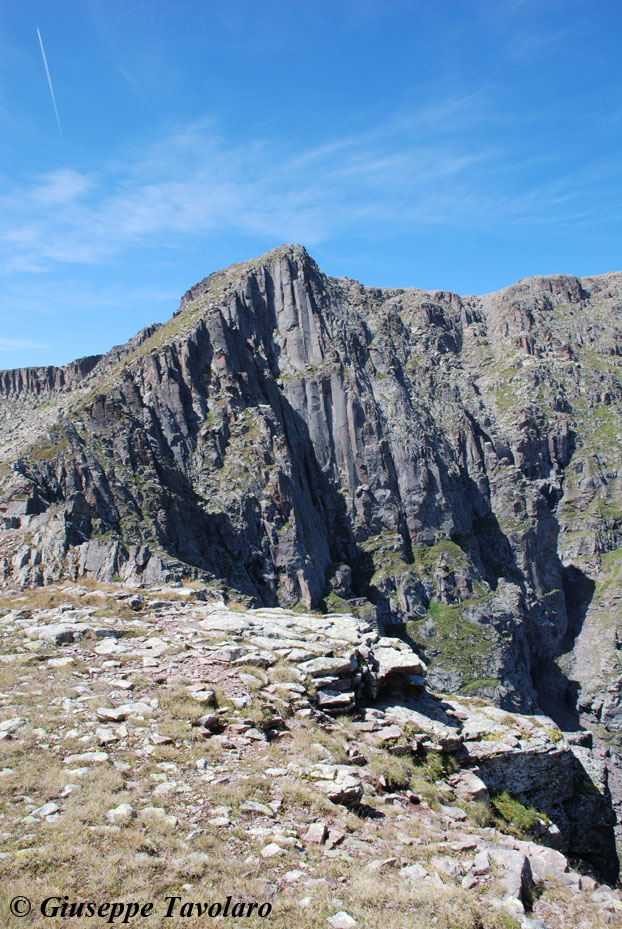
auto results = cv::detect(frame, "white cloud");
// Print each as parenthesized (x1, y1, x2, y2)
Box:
(0, 337, 50, 351)
(0, 97, 620, 277)
(30, 169, 93, 205)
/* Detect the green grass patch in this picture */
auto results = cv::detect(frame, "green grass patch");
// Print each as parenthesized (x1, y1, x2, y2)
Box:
(459, 677, 499, 695)
(490, 791, 547, 836)
(411, 539, 469, 570)
(407, 596, 498, 688)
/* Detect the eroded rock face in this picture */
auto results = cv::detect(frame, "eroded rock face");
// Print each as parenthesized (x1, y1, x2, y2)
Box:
(1, 244, 621, 841)
(477, 745, 617, 884)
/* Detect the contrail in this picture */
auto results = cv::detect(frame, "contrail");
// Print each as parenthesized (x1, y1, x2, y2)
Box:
(36, 27, 62, 139)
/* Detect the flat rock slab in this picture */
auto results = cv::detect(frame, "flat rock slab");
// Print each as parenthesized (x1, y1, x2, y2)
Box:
(303, 822, 327, 844)
(298, 656, 356, 678)
(37, 623, 91, 645)
(64, 752, 109, 765)
(0, 717, 25, 733)
(374, 637, 426, 685)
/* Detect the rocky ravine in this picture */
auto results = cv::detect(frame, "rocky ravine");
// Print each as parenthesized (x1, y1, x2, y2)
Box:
(0, 245, 621, 854)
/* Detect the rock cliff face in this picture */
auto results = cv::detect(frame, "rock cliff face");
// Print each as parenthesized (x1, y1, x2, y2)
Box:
(0, 244, 621, 847)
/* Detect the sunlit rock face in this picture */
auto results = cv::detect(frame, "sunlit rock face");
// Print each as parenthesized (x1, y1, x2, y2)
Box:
(1, 244, 621, 845)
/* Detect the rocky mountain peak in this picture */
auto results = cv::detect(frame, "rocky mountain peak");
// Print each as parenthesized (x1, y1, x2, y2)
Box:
(177, 242, 314, 313)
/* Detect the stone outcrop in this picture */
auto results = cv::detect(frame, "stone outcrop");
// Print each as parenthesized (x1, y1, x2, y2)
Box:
(0, 243, 621, 851)
(0, 582, 618, 887)
(0, 355, 102, 398)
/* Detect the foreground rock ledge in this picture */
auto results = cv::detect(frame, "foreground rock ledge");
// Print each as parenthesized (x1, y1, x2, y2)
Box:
(0, 582, 618, 888)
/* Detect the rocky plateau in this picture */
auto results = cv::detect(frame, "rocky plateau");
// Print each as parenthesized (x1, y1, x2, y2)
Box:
(0, 581, 621, 928)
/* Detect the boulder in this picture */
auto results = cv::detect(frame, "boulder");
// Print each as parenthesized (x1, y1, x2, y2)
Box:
(317, 775, 364, 809)
(107, 804, 136, 825)
(449, 770, 490, 804)
(303, 822, 328, 844)
(487, 847, 534, 910)
(370, 637, 426, 695)
(38, 623, 90, 645)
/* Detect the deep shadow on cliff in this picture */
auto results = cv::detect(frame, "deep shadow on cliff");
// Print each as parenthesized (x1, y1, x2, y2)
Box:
(534, 564, 596, 731)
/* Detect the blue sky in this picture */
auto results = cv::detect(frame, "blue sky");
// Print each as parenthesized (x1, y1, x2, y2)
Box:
(1, 0, 621, 369)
